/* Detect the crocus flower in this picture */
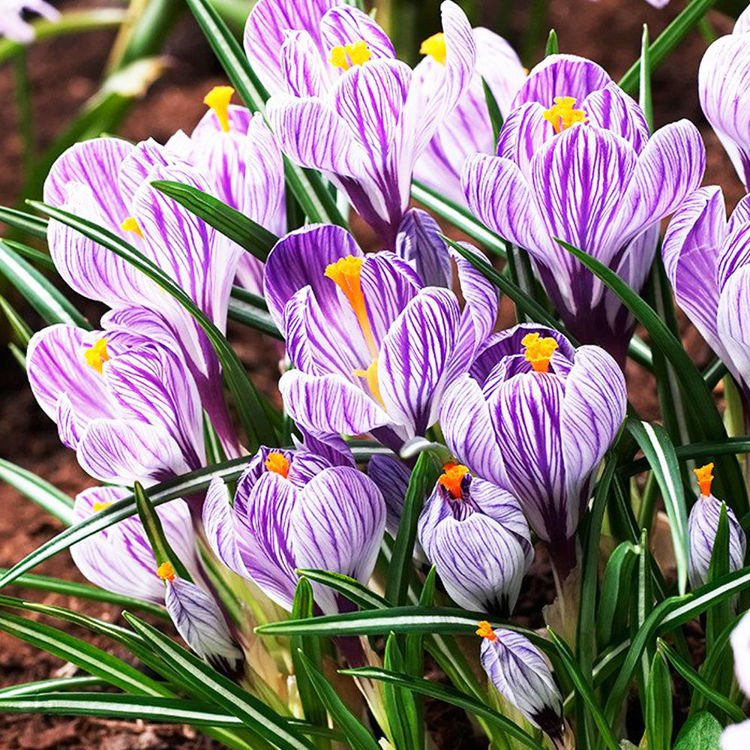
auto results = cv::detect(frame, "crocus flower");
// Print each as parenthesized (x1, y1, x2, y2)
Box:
(722, 610, 750, 749)
(0, 0, 60, 43)
(661, 187, 750, 400)
(688, 463, 746, 589)
(368, 453, 412, 537)
(477, 621, 564, 743)
(440, 324, 626, 576)
(259, 0, 475, 245)
(414, 27, 526, 204)
(699, 6, 750, 190)
(463, 54, 704, 363)
(263, 224, 498, 450)
(26, 316, 205, 485)
(71, 487, 243, 677)
(203, 446, 386, 613)
(418, 463, 533, 614)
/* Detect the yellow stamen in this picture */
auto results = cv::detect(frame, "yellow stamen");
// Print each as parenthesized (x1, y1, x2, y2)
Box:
(522, 333, 558, 374)
(542, 96, 587, 134)
(325, 256, 378, 357)
(420, 32, 446, 65)
(353, 359, 384, 406)
(156, 561, 175, 582)
(120, 216, 143, 237)
(476, 620, 497, 641)
(264, 451, 290, 478)
(694, 463, 715, 497)
(92, 501, 112, 512)
(203, 85, 234, 132)
(329, 40, 371, 70)
(438, 462, 470, 500)
(84, 338, 110, 375)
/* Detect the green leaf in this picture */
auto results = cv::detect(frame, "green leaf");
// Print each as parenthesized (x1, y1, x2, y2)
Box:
(411, 181, 508, 258)
(706, 503, 732, 649)
(618, 0, 718, 94)
(638, 24, 654, 132)
(0, 457, 249, 589)
(0, 458, 75, 525)
(0, 206, 49, 239)
(151, 180, 278, 261)
(673, 711, 723, 750)
(659, 640, 744, 723)
(383, 636, 421, 750)
(545, 29, 559, 55)
(291, 578, 329, 749)
(134, 481, 193, 580)
(229, 286, 283, 338)
(596, 541, 639, 647)
(1, 239, 55, 270)
(341, 667, 545, 750)
(547, 628, 620, 750)
(386, 452, 441, 605)
(0, 294, 33, 346)
(0, 610, 170, 696)
(124, 612, 317, 750)
(295, 569, 389, 610)
(627, 419, 689, 594)
(644, 649, 673, 750)
(28, 200, 278, 451)
(296, 652, 380, 750)
(555, 236, 747, 515)
(182, 0, 346, 227)
(0, 239, 90, 329)
(481, 78, 503, 145)
(405, 565, 437, 676)
(0, 676, 105, 697)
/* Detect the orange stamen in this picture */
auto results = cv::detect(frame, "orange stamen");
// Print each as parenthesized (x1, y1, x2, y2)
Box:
(84, 338, 110, 375)
(522, 333, 558, 374)
(476, 620, 497, 641)
(542, 96, 587, 134)
(694, 463, 715, 497)
(264, 451, 290, 478)
(438, 462, 470, 500)
(156, 562, 175, 582)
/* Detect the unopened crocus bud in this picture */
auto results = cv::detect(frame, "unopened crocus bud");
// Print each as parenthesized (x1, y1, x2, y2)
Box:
(688, 463, 746, 589)
(418, 465, 532, 614)
(158, 563, 245, 679)
(477, 622, 564, 742)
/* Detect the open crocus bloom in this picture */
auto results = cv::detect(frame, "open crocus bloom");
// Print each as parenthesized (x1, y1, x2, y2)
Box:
(71, 487, 243, 677)
(26, 316, 205, 485)
(263, 224, 498, 449)
(440, 324, 626, 575)
(477, 622, 565, 744)
(662, 187, 750, 398)
(699, 6, 750, 190)
(418, 463, 533, 614)
(687, 464, 746, 589)
(463, 54, 705, 363)
(414, 27, 526, 205)
(203, 446, 386, 613)
(260, 0, 475, 244)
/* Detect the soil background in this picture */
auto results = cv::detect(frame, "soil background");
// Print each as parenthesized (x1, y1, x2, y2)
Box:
(0, 0, 745, 747)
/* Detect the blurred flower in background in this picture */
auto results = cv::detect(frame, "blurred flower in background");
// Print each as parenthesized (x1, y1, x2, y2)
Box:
(0, 0, 60, 43)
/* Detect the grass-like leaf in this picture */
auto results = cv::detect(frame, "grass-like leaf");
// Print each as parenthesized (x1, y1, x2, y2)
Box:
(151, 180, 278, 261)
(645, 649, 673, 750)
(627, 419, 689, 595)
(0, 458, 75, 525)
(27, 200, 278, 451)
(0, 206, 49, 239)
(0, 294, 33, 347)
(124, 612, 316, 750)
(229, 286, 283, 338)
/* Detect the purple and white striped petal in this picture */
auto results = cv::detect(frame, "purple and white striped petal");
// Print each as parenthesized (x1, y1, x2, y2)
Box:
(699, 25, 750, 189)
(164, 577, 244, 678)
(378, 288, 462, 436)
(203, 478, 249, 578)
(76, 419, 190, 485)
(717, 267, 750, 389)
(368, 453, 412, 536)
(511, 54, 610, 110)
(291, 466, 386, 613)
(583, 83, 650, 154)
(281, 30, 328, 98)
(279, 370, 394, 438)
(439, 375, 505, 487)
(244, 0, 338, 95)
(319, 5, 395, 62)
(395, 208, 452, 288)
(480, 627, 564, 740)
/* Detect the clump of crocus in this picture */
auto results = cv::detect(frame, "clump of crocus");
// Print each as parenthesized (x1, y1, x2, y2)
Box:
(687, 463, 746, 589)
(477, 621, 564, 745)
(418, 463, 533, 614)
(440, 324, 626, 578)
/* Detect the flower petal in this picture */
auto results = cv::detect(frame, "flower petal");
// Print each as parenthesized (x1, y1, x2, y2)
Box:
(583, 82, 649, 153)
(367, 453, 411, 536)
(319, 5, 395, 61)
(395, 208, 452, 288)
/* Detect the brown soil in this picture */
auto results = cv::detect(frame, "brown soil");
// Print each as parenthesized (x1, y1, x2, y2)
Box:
(0, 0, 744, 747)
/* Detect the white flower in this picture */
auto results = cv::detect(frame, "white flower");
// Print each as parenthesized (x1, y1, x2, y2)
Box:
(722, 611, 750, 749)
(0, 0, 60, 43)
